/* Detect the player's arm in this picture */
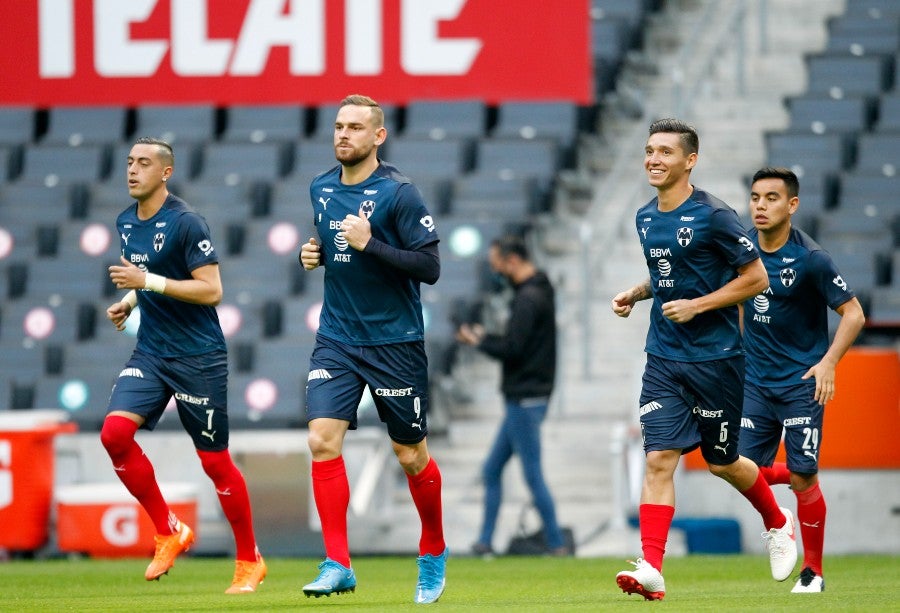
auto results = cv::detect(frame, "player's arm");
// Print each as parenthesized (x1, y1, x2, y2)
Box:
(364, 239, 440, 284)
(662, 258, 768, 323)
(108, 256, 223, 305)
(802, 296, 865, 404)
(612, 278, 652, 318)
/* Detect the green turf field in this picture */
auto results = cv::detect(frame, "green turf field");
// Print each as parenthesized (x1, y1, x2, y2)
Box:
(0, 554, 894, 611)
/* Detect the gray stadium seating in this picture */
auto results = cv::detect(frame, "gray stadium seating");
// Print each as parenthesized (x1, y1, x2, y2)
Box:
(17, 144, 109, 186)
(134, 104, 217, 145)
(194, 141, 290, 184)
(0, 107, 35, 146)
(805, 55, 890, 98)
(404, 100, 486, 141)
(387, 137, 473, 181)
(222, 105, 305, 143)
(41, 106, 128, 147)
(787, 95, 873, 133)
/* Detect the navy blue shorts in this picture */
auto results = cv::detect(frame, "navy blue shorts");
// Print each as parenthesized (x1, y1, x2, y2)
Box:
(638, 353, 744, 465)
(306, 335, 430, 444)
(106, 349, 229, 451)
(739, 380, 822, 475)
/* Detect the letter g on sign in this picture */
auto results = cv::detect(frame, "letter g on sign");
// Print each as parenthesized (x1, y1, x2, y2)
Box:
(101, 505, 139, 547)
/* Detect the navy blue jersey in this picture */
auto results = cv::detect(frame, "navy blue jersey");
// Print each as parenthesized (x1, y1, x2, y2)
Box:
(637, 188, 759, 362)
(116, 194, 226, 357)
(310, 161, 439, 345)
(743, 226, 855, 386)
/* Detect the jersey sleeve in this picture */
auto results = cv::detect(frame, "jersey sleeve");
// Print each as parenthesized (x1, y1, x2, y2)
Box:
(711, 207, 759, 269)
(809, 249, 856, 310)
(393, 183, 439, 250)
(179, 213, 219, 272)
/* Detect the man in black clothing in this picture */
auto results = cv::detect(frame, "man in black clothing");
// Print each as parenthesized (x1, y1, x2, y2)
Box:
(456, 235, 566, 556)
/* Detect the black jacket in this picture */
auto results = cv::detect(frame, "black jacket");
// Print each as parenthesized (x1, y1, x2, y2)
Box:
(478, 271, 556, 400)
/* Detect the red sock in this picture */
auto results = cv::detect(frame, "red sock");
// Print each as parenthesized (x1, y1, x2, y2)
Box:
(311, 456, 351, 567)
(795, 483, 826, 575)
(639, 503, 674, 572)
(197, 449, 258, 562)
(759, 462, 791, 485)
(99, 416, 172, 534)
(406, 457, 445, 556)
(741, 470, 787, 530)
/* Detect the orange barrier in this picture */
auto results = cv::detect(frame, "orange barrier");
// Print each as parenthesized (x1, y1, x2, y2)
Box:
(684, 347, 900, 470)
(56, 483, 197, 558)
(0, 412, 77, 551)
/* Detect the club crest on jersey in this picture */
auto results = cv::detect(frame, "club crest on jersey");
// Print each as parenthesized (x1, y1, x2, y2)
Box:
(360, 200, 376, 219)
(153, 232, 165, 252)
(780, 268, 796, 287)
(676, 227, 693, 247)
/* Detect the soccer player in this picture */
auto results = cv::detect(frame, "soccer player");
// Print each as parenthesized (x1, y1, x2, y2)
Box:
(456, 235, 568, 557)
(103, 137, 266, 594)
(739, 167, 865, 593)
(298, 94, 447, 604)
(610, 119, 797, 600)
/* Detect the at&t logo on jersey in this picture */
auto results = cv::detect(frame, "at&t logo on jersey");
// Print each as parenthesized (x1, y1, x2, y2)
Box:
(752, 289, 772, 324)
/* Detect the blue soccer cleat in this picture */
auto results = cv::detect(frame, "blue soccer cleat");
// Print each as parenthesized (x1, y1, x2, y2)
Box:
(302, 559, 357, 598)
(414, 547, 448, 604)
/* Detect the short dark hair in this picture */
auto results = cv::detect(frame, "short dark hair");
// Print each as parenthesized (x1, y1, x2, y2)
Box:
(340, 94, 385, 129)
(648, 118, 699, 155)
(752, 167, 799, 199)
(491, 235, 529, 260)
(133, 137, 174, 167)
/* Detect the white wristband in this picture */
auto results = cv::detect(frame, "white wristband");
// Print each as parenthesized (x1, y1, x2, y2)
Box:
(122, 290, 138, 309)
(144, 272, 167, 294)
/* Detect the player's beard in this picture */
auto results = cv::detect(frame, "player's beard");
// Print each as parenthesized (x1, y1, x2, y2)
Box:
(335, 140, 375, 167)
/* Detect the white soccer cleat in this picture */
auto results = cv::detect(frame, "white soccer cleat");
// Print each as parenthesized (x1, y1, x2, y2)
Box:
(616, 558, 665, 601)
(791, 567, 825, 593)
(762, 507, 798, 581)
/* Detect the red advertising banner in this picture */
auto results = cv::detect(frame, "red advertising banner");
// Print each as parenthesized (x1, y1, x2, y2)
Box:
(0, 0, 592, 107)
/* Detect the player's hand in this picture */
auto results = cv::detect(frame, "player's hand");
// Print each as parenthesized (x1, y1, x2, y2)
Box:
(299, 238, 322, 270)
(108, 256, 146, 290)
(802, 361, 836, 405)
(661, 298, 699, 323)
(340, 207, 372, 251)
(106, 300, 132, 331)
(612, 291, 635, 318)
(455, 323, 485, 345)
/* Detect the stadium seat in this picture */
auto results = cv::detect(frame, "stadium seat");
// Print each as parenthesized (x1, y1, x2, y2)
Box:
(0, 339, 46, 382)
(134, 104, 218, 145)
(23, 257, 109, 305)
(765, 132, 853, 174)
(32, 374, 115, 429)
(450, 173, 541, 219)
(0, 146, 18, 183)
(854, 133, 900, 175)
(787, 95, 873, 134)
(815, 212, 894, 255)
(41, 106, 128, 147)
(875, 93, 900, 132)
(836, 174, 900, 218)
(825, 15, 900, 56)
(280, 295, 322, 344)
(867, 286, 900, 327)
(0, 107, 35, 147)
(194, 141, 290, 184)
(404, 100, 487, 141)
(228, 369, 306, 429)
(266, 182, 319, 227)
(475, 138, 561, 185)
(804, 55, 890, 98)
(17, 144, 109, 186)
(493, 101, 580, 150)
(222, 104, 305, 143)
(386, 137, 473, 182)
(843, 0, 900, 18)
(289, 140, 340, 179)
(170, 181, 261, 228)
(0, 183, 79, 225)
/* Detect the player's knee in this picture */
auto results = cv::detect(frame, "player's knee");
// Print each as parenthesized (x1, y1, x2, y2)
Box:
(100, 417, 135, 458)
(197, 449, 234, 481)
